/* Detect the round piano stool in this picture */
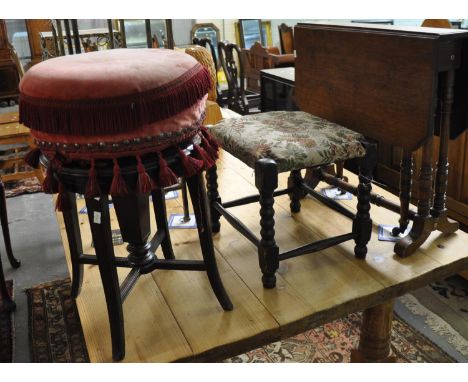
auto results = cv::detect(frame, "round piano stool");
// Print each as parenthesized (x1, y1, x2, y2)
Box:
(19, 48, 232, 361)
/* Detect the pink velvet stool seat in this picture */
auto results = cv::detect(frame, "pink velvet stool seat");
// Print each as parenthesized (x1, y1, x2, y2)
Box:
(19, 48, 232, 361)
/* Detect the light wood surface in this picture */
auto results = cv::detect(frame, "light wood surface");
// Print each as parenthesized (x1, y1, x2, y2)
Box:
(56, 151, 468, 362)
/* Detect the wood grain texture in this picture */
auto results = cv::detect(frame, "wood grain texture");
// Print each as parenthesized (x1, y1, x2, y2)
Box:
(295, 24, 437, 151)
(55, 149, 468, 362)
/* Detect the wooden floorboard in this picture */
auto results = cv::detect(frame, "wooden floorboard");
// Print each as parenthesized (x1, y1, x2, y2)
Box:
(56, 150, 468, 362)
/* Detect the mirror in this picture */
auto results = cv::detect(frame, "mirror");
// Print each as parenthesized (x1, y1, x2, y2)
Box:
(238, 19, 263, 49)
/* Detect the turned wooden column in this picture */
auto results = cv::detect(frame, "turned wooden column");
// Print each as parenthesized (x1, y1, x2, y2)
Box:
(392, 149, 413, 236)
(351, 299, 396, 362)
(395, 138, 437, 258)
(431, 69, 459, 234)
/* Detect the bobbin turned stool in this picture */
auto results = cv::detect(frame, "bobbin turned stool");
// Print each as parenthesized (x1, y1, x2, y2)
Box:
(19, 48, 232, 361)
(209, 111, 377, 288)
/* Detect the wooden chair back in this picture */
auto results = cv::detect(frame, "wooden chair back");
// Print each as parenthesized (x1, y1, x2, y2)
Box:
(421, 19, 453, 28)
(278, 23, 294, 54)
(218, 41, 254, 115)
(243, 41, 280, 92)
(193, 37, 218, 71)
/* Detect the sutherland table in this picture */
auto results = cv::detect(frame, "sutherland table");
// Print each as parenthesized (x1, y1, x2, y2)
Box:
(295, 23, 468, 260)
(55, 147, 468, 362)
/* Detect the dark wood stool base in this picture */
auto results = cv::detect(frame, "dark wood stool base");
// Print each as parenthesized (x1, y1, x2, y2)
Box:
(61, 169, 232, 361)
(207, 141, 378, 288)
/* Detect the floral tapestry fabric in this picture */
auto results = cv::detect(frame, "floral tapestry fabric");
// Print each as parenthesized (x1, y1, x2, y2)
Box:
(211, 111, 366, 173)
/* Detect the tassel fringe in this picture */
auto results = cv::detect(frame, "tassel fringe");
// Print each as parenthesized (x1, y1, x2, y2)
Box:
(157, 153, 179, 188)
(201, 136, 218, 161)
(201, 126, 219, 152)
(178, 149, 204, 178)
(42, 162, 58, 194)
(193, 144, 215, 170)
(110, 158, 128, 197)
(55, 182, 71, 212)
(85, 159, 101, 198)
(136, 155, 155, 194)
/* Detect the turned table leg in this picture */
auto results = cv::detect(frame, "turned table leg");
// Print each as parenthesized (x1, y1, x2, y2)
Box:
(392, 149, 413, 236)
(351, 299, 396, 363)
(395, 138, 437, 258)
(431, 69, 459, 234)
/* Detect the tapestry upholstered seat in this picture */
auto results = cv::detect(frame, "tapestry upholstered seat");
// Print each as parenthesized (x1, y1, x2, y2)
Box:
(207, 110, 377, 289)
(211, 111, 366, 172)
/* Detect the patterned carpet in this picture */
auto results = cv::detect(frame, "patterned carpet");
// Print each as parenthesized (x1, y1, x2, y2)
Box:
(4, 177, 42, 198)
(25, 277, 461, 363)
(0, 280, 14, 363)
(226, 311, 454, 363)
(25, 278, 89, 363)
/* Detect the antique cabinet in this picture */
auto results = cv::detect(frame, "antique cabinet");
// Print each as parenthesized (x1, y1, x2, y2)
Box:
(0, 19, 20, 103)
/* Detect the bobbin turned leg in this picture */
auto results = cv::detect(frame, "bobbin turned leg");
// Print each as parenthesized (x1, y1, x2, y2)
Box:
(0, 180, 20, 268)
(185, 172, 233, 310)
(255, 159, 280, 289)
(62, 192, 84, 297)
(86, 195, 125, 361)
(0, 250, 15, 312)
(288, 169, 303, 213)
(206, 165, 222, 233)
(353, 142, 377, 259)
(351, 299, 396, 363)
(151, 188, 176, 260)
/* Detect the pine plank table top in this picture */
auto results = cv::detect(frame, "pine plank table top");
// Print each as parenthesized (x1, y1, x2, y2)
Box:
(55, 150, 468, 362)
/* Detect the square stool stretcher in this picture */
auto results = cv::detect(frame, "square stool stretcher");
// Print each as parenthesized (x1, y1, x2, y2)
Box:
(209, 111, 378, 288)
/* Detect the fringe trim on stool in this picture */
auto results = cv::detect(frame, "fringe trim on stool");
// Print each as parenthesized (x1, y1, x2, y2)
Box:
(85, 159, 101, 198)
(42, 160, 58, 194)
(178, 148, 204, 178)
(19, 65, 212, 136)
(33, 126, 220, 199)
(157, 152, 179, 188)
(136, 155, 156, 194)
(193, 144, 215, 170)
(110, 158, 128, 197)
(55, 182, 71, 212)
(201, 125, 219, 152)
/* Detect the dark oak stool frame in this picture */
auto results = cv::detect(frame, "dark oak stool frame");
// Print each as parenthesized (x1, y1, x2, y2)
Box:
(206, 140, 377, 288)
(56, 149, 233, 361)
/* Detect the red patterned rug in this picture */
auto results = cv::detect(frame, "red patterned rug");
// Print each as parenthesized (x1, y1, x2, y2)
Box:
(0, 280, 14, 363)
(25, 278, 455, 363)
(226, 311, 454, 362)
(25, 278, 89, 363)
